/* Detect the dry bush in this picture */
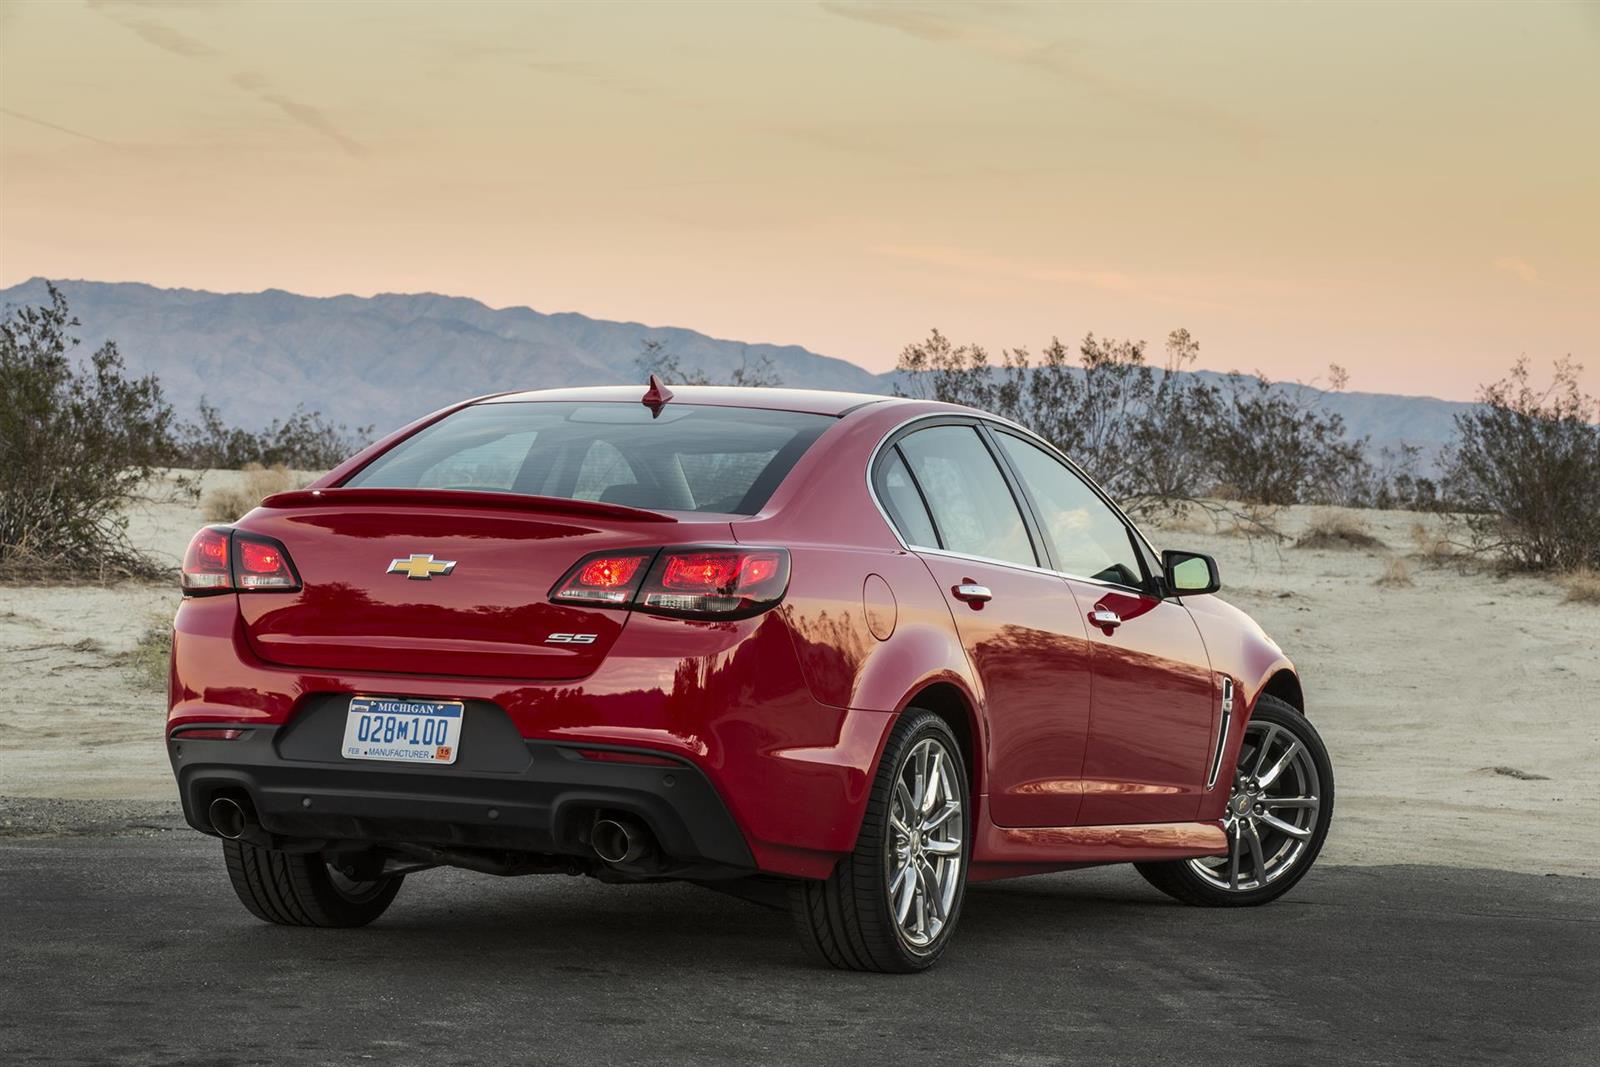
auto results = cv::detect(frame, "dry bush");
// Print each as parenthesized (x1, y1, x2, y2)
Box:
(1409, 521, 1462, 565)
(2, 285, 174, 578)
(1375, 556, 1413, 588)
(122, 615, 173, 692)
(200, 463, 303, 523)
(1559, 568, 1600, 605)
(1295, 509, 1384, 551)
(1446, 357, 1599, 572)
(1214, 501, 1284, 540)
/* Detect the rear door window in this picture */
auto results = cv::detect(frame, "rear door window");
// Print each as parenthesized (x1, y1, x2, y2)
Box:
(346, 402, 832, 515)
(895, 425, 1037, 568)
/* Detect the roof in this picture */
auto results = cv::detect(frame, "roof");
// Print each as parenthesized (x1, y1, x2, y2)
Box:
(480, 384, 900, 417)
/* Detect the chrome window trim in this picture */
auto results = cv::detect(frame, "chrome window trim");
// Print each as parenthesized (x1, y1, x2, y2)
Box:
(863, 411, 1155, 596)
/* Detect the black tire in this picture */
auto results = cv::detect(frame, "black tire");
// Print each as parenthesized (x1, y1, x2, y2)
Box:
(223, 840, 403, 927)
(1137, 694, 1334, 907)
(788, 710, 970, 973)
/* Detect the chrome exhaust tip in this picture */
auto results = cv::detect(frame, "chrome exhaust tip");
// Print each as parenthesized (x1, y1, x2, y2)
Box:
(208, 796, 250, 841)
(591, 816, 651, 865)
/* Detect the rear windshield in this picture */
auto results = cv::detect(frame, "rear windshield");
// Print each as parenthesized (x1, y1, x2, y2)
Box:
(343, 402, 833, 515)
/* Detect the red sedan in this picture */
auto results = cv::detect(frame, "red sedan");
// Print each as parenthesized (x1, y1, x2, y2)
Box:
(168, 382, 1334, 971)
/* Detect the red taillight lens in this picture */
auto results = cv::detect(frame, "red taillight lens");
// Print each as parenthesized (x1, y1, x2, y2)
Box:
(640, 547, 789, 618)
(549, 546, 790, 618)
(236, 535, 299, 590)
(180, 528, 300, 595)
(181, 527, 231, 592)
(551, 550, 657, 605)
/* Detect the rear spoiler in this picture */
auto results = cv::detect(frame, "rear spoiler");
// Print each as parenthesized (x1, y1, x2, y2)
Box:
(258, 488, 678, 524)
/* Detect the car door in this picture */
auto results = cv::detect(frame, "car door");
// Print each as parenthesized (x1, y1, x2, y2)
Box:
(875, 422, 1093, 828)
(988, 429, 1217, 825)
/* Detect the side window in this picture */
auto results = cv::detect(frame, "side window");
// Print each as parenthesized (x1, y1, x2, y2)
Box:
(873, 449, 939, 548)
(897, 426, 1036, 568)
(993, 432, 1144, 587)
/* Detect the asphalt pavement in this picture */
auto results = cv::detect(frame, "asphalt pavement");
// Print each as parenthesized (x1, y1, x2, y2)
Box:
(1, 834, 1595, 1066)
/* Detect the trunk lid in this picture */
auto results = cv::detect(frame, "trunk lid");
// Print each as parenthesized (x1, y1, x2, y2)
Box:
(235, 490, 730, 679)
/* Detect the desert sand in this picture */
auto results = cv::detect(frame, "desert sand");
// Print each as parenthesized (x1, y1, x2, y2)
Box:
(1, 472, 1595, 876)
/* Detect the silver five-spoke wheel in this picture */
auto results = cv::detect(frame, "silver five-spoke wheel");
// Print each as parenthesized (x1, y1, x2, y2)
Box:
(885, 737, 964, 950)
(1188, 717, 1322, 892)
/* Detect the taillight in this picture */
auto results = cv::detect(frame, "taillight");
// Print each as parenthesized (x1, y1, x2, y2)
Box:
(551, 550, 657, 605)
(552, 545, 789, 619)
(641, 548, 789, 618)
(181, 527, 231, 592)
(236, 536, 297, 590)
(180, 527, 301, 595)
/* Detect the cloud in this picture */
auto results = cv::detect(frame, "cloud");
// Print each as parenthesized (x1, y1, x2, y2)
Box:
(870, 243, 1232, 311)
(0, 107, 120, 147)
(1494, 257, 1542, 285)
(819, 1, 1265, 146)
(85, 0, 217, 57)
(86, 2, 365, 157)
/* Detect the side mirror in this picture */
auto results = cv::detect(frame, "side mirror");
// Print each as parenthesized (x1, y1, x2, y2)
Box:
(1162, 549, 1220, 596)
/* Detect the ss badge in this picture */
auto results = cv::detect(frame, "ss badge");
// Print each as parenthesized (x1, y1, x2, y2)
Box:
(546, 633, 598, 645)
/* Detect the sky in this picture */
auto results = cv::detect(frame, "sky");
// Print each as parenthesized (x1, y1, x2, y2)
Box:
(1, 0, 1596, 401)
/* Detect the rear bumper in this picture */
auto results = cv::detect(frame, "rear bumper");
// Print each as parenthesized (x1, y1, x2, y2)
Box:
(168, 597, 898, 880)
(169, 700, 753, 876)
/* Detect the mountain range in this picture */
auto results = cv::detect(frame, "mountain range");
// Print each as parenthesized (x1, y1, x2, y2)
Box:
(2, 278, 1474, 466)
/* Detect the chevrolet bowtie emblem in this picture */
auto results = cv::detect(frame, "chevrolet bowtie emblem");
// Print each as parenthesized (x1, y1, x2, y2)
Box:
(387, 553, 457, 580)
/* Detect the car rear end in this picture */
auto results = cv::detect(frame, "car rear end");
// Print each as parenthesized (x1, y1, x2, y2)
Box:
(166, 392, 887, 882)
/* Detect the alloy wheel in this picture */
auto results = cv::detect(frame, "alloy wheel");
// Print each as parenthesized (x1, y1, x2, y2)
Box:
(1188, 718, 1322, 892)
(885, 737, 964, 951)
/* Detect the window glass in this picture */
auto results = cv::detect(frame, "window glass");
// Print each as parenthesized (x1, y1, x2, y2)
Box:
(415, 431, 538, 491)
(994, 432, 1143, 587)
(347, 402, 831, 514)
(874, 449, 939, 548)
(571, 440, 636, 502)
(897, 426, 1036, 567)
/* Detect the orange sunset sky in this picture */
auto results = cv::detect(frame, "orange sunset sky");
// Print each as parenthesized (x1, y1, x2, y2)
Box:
(2, 0, 1596, 400)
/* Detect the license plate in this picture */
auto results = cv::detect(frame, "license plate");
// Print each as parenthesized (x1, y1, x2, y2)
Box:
(342, 696, 463, 765)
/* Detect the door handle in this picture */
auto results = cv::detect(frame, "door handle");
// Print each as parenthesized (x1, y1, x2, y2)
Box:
(952, 582, 992, 605)
(1089, 608, 1122, 631)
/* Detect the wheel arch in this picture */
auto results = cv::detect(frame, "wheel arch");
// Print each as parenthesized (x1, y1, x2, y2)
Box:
(1260, 668, 1305, 714)
(899, 679, 984, 798)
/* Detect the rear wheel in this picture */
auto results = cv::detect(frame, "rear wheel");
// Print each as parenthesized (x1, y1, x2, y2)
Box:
(788, 710, 969, 972)
(1137, 694, 1333, 907)
(223, 840, 403, 927)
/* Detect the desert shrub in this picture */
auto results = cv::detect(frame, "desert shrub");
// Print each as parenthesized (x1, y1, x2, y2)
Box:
(1558, 568, 1600, 605)
(1202, 373, 1370, 507)
(123, 615, 173, 692)
(201, 463, 305, 523)
(1295, 510, 1384, 551)
(1375, 557, 1413, 588)
(1408, 521, 1466, 566)
(0, 285, 174, 579)
(1445, 358, 1600, 571)
(894, 327, 1375, 512)
(172, 399, 370, 471)
(634, 338, 783, 388)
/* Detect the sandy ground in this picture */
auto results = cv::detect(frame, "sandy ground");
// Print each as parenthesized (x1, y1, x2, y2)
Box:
(1, 475, 1595, 876)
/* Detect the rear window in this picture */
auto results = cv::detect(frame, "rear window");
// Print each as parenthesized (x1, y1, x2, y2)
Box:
(344, 402, 833, 515)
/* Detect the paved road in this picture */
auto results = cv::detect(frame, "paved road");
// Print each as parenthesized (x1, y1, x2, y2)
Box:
(1, 835, 1595, 1066)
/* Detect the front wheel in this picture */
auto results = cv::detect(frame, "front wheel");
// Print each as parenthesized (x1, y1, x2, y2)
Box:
(1137, 694, 1334, 907)
(223, 840, 403, 927)
(789, 710, 970, 972)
